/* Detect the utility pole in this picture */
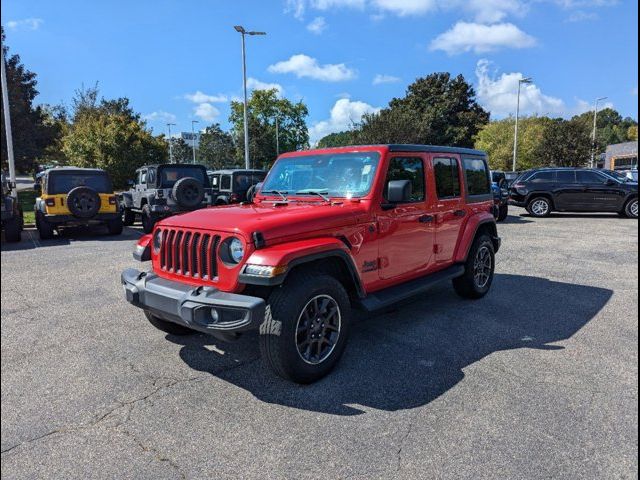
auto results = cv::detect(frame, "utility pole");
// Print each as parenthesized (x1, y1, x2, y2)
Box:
(234, 26, 266, 170)
(1, 41, 17, 197)
(191, 120, 199, 164)
(591, 97, 608, 168)
(167, 123, 176, 163)
(512, 77, 533, 172)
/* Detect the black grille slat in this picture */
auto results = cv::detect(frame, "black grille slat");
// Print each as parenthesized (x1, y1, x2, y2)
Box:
(200, 234, 210, 279)
(158, 229, 222, 282)
(174, 231, 183, 273)
(191, 233, 200, 277)
(160, 230, 167, 269)
(182, 232, 191, 275)
(210, 236, 220, 278)
(167, 230, 176, 271)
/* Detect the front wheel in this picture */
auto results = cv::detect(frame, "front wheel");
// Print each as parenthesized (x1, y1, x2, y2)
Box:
(144, 311, 193, 336)
(453, 234, 495, 299)
(122, 207, 135, 226)
(527, 197, 552, 217)
(259, 273, 351, 384)
(624, 198, 638, 219)
(141, 205, 157, 234)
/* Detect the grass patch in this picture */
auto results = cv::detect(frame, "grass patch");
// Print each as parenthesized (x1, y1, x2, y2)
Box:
(18, 189, 37, 225)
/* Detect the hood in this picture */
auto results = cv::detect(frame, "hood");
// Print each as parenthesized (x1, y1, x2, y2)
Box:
(159, 200, 370, 242)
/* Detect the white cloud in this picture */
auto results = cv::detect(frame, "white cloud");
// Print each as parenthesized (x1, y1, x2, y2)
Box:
(565, 10, 598, 21)
(370, 0, 436, 16)
(6, 18, 44, 31)
(183, 91, 228, 103)
(373, 74, 401, 85)
(309, 98, 380, 143)
(194, 103, 220, 122)
(268, 54, 356, 82)
(430, 22, 536, 55)
(307, 16, 328, 34)
(143, 111, 177, 123)
(247, 77, 285, 95)
(285, 0, 306, 19)
(313, 0, 366, 9)
(460, 0, 527, 22)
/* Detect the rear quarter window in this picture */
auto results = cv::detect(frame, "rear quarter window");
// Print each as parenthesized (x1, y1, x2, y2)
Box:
(462, 157, 491, 198)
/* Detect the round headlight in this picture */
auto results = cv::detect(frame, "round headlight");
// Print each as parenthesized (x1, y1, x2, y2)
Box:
(153, 229, 162, 253)
(229, 237, 245, 263)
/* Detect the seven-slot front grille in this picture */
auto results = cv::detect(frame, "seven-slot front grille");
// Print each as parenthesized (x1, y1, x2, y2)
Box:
(158, 229, 220, 280)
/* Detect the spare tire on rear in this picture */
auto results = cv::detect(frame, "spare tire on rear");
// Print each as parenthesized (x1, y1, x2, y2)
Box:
(67, 186, 101, 219)
(172, 177, 205, 209)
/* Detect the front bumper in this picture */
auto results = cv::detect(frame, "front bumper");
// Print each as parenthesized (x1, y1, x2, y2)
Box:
(44, 212, 120, 224)
(121, 268, 266, 335)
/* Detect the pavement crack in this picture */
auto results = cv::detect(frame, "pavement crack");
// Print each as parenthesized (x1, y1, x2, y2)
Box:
(396, 418, 415, 472)
(1, 429, 64, 455)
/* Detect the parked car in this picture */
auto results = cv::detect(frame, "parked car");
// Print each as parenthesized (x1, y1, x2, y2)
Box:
(34, 167, 123, 239)
(122, 145, 501, 383)
(119, 163, 213, 233)
(208, 169, 267, 205)
(1, 173, 23, 243)
(503, 171, 521, 187)
(509, 167, 638, 218)
(491, 171, 509, 222)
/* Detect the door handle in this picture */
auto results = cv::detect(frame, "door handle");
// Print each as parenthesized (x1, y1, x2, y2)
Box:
(418, 215, 434, 223)
(453, 210, 466, 217)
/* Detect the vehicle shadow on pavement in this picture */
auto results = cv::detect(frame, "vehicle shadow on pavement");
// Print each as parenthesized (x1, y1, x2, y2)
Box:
(501, 215, 534, 224)
(169, 273, 612, 416)
(0, 226, 143, 251)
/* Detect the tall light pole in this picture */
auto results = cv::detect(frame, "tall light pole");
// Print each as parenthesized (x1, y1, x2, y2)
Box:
(167, 123, 176, 163)
(191, 120, 199, 164)
(591, 97, 608, 168)
(275, 113, 280, 157)
(512, 77, 533, 172)
(1, 42, 16, 197)
(234, 25, 266, 170)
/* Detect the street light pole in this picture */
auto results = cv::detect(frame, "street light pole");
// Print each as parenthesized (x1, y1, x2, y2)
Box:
(275, 113, 280, 157)
(1, 43, 17, 197)
(512, 77, 533, 172)
(191, 120, 199, 164)
(234, 26, 266, 170)
(167, 123, 176, 163)
(591, 97, 608, 168)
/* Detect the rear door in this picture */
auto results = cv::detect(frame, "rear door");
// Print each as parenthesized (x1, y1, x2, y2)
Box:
(553, 170, 581, 209)
(378, 155, 435, 280)
(429, 155, 465, 265)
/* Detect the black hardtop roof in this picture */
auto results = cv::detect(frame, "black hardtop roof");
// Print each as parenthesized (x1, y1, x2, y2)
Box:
(529, 167, 605, 171)
(137, 163, 208, 171)
(45, 166, 107, 175)
(209, 169, 266, 175)
(386, 144, 487, 156)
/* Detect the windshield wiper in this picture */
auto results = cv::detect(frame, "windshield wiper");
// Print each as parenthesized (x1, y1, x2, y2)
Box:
(261, 190, 288, 201)
(295, 190, 330, 202)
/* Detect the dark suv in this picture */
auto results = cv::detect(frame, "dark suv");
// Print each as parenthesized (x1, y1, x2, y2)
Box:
(510, 168, 638, 218)
(120, 164, 213, 233)
(208, 169, 266, 205)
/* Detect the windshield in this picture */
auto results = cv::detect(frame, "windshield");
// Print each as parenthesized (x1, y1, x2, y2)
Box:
(158, 166, 208, 188)
(48, 172, 112, 194)
(261, 152, 381, 198)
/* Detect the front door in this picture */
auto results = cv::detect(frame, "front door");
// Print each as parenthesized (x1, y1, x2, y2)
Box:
(577, 170, 626, 211)
(378, 155, 435, 280)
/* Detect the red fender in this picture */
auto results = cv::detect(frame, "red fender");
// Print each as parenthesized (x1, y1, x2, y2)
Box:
(453, 212, 497, 263)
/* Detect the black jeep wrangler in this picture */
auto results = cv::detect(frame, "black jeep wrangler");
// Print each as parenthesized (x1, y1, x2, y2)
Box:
(1, 173, 23, 243)
(208, 169, 266, 205)
(119, 164, 213, 233)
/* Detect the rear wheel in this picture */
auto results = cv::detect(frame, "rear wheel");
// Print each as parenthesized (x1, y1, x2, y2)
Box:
(144, 311, 193, 336)
(624, 198, 638, 219)
(3, 217, 21, 242)
(141, 205, 157, 234)
(527, 197, 552, 217)
(122, 207, 135, 226)
(259, 273, 351, 384)
(106, 216, 123, 235)
(453, 234, 495, 299)
(497, 204, 509, 222)
(36, 212, 55, 240)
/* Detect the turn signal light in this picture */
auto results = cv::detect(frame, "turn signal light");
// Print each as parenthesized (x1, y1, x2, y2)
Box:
(45, 198, 55, 207)
(108, 196, 117, 205)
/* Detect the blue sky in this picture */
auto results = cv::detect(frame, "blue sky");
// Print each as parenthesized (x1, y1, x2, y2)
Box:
(2, 0, 638, 143)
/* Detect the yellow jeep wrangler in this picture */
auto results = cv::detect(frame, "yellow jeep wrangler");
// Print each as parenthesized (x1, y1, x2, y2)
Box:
(34, 167, 123, 239)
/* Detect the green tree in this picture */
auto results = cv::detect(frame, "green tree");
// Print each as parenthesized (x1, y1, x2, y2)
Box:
(198, 123, 236, 169)
(628, 125, 638, 141)
(168, 137, 192, 163)
(61, 86, 167, 188)
(475, 116, 552, 171)
(537, 118, 592, 167)
(572, 108, 638, 154)
(1, 28, 61, 173)
(353, 73, 489, 147)
(317, 131, 354, 148)
(230, 89, 309, 169)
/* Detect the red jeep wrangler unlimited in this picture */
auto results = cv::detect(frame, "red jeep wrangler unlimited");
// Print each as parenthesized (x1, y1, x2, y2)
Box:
(122, 145, 500, 383)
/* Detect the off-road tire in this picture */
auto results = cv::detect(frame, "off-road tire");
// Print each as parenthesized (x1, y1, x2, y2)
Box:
(526, 196, 552, 217)
(624, 197, 638, 219)
(3, 216, 21, 242)
(67, 186, 101, 219)
(122, 207, 136, 226)
(245, 185, 257, 203)
(106, 216, 124, 235)
(36, 212, 55, 240)
(453, 234, 495, 300)
(172, 177, 205, 209)
(144, 310, 193, 336)
(141, 205, 157, 234)
(259, 273, 351, 384)
(497, 204, 509, 222)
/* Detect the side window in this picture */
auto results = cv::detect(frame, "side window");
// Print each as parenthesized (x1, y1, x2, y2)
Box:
(211, 175, 220, 188)
(577, 171, 605, 184)
(463, 157, 491, 195)
(139, 170, 147, 185)
(146, 169, 155, 186)
(433, 157, 461, 199)
(556, 171, 576, 183)
(384, 157, 425, 202)
(220, 175, 232, 190)
(529, 171, 555, 183)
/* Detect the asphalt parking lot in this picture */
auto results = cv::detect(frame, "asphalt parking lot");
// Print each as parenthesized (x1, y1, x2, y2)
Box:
(1, 207, 638, 479)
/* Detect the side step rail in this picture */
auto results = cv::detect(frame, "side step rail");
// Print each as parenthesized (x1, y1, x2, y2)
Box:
(358, 264, 465, 312)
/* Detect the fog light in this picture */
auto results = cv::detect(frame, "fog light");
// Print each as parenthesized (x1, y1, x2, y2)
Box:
(210, 308, 220, 323)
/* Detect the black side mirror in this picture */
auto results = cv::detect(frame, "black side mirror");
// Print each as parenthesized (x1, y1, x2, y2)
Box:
(387, 179, 412, 203)
(605, 179, 617, 186)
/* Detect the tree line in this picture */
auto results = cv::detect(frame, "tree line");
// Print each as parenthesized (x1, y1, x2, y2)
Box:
(2, 27, 637, 190)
